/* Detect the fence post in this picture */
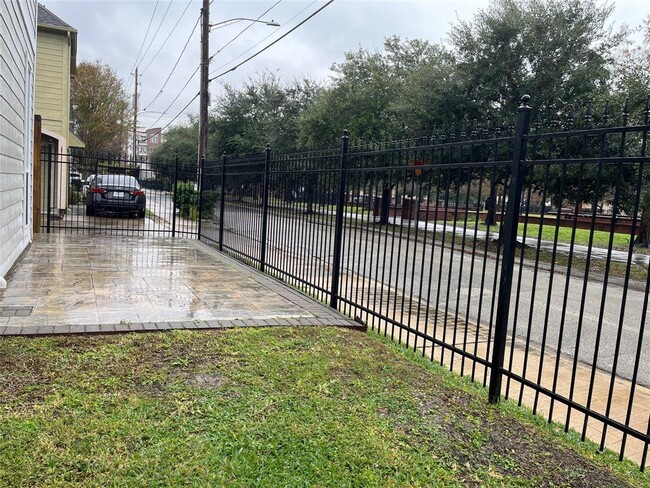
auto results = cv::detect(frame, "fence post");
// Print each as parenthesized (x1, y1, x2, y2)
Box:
(219, 152, 226, 251)
(260, 144, 271, 272)
(488, 95, 532, 403)
(197, 156, 205, 240)
(172, 154, 179, 238)
(46, 142, 53, 234)
(330, 130, 350, 309)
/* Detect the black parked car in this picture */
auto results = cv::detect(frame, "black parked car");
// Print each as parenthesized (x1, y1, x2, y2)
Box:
(85, 174, 146, 218)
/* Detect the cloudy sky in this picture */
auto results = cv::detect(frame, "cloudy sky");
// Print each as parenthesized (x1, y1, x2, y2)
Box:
(42, 0, 647, 132)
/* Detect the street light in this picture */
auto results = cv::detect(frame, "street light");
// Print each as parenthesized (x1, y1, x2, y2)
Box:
(198, 0, 281, 164)
(209, 18, 280, 30)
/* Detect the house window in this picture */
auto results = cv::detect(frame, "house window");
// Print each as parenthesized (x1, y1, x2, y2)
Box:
(150, 133, 158, 144)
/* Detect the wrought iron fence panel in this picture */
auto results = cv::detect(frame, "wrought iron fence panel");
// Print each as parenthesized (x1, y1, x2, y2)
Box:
(39, 147, 200, 237)
(200, 99, 650, 469)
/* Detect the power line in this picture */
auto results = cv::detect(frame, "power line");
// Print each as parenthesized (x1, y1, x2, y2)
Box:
(142, 12, 201, 111)
(126, 0, 160, 91)
(143, 1, 282, 128)
(209, 0, 317, 77)
(209, 0, 334, 83)
(141, 0, 194, 75)
(147, 92, 199, 137)
(136, 1, 174, 73)
(145, 65, 200, 129)
(210, 0, 282, 60)
(147, 0, 334, 138)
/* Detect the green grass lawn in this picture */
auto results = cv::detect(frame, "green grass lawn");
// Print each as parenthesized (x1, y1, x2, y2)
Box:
(467, 219, 639, 252)
(0, 327, 646, 487)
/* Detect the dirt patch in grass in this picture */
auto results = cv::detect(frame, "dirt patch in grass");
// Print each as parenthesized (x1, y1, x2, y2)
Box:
(0, 327, 645, 487)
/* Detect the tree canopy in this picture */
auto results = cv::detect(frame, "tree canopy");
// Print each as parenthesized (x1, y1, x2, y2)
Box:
(71, 61, 131, 157)
(147, 0, 649, 243)
(209, 73, 320, 156)
(449, 0, 622, 116)
(149, 120, 198, 180)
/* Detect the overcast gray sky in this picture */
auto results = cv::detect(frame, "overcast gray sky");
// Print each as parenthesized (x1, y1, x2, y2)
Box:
(43, 0, 648, 132)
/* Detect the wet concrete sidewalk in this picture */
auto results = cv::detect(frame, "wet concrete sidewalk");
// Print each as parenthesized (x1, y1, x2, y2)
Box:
(0, 234, 357, 335)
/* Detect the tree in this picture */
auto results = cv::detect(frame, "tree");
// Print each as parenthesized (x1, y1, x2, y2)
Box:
(149, 120, 199, 181)
(206, 72, 320, 205)
(611, 16, 650, 246)
(71, 61, 131, 157)
(449, 0, 622, 117)
(298, 39, 400, 147)
(209, 72, 320, 156)
(298, 36, 454, 222)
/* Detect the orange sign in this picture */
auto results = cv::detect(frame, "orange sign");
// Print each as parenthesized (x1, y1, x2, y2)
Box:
(408, 159, 427, 177)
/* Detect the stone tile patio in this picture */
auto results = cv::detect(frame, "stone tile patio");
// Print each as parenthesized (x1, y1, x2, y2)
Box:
(0, 234, 358, 335)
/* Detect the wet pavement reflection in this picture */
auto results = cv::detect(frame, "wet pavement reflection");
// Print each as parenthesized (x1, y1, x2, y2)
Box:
(0, 234, 327, 329)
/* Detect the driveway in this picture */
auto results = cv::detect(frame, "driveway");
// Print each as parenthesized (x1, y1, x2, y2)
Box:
(0, 234, 356, 335)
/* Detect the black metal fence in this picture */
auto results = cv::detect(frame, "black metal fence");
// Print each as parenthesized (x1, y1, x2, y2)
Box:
(200, 97, 650, 469)
(39, 146, 201, 237)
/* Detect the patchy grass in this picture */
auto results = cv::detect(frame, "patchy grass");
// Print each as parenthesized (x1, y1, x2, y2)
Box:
(0, 327, 646, 487)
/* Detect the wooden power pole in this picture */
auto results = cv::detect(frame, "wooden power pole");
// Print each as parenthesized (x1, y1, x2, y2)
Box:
(198, 0, 209, 162)
(133, 66, 138, 160)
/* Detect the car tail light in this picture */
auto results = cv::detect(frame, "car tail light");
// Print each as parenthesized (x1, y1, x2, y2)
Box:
(91, 187, 106, 194)
(131, 190, 145, 196)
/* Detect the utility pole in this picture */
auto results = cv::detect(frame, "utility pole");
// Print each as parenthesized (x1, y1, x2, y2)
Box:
(133, 66, 138, 161)
(198, 0, 209, 163)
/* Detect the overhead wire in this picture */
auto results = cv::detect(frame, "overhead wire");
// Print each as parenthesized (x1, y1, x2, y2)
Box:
(147, 0, 334, 136)
(210, 0, 282, 60)
(145, 65, 200, 129)
(142, 11, 201, 111)
(144, 0, 283, 126)
(136, 1, 174, 74)
(209, 0, 334, 83)
(147, 92, 200, 138)
(126, 0, 160, 91)
(209, 0, 317, 77)
(141, 0, 194, 75)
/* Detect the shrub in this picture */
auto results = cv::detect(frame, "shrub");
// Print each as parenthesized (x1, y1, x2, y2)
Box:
(175, 182, 198, 219)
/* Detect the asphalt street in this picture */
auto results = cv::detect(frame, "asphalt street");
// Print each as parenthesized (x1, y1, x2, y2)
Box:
(202, 201, 650, 388)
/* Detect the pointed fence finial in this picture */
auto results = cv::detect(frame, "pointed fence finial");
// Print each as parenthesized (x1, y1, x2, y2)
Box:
(584, 102, 593, 128)
(533, 110, 542, 133)
(566, 106, 575, 130)
(602, 101, 610, 126)
(622, 98, 629, 127)
(550, 111, 559, 129)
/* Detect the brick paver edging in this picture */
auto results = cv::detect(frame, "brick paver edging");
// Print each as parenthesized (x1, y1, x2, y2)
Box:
(0, 317, 364, 337)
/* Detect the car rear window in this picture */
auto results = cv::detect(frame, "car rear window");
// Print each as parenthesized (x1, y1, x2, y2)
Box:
(95, 175, 139, 188)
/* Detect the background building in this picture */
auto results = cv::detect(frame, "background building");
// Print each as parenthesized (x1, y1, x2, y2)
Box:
(145, 128, 163, 159)
(35, 3, 84, 217)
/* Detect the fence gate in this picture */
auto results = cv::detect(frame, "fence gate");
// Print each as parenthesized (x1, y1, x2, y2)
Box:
(39, 146, 201, 238)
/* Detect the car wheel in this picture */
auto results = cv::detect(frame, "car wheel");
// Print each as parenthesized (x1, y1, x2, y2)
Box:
(138, 210, 145, 218)
(86, 205, 94, 216)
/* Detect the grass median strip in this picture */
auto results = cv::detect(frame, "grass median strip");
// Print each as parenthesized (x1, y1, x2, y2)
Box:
(0, 327, 646, 486)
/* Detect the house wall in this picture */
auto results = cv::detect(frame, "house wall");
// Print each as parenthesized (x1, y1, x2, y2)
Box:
(35, 29, 69, 140)
(0, 0, 37, 286)
(35, 26, 73, 214)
